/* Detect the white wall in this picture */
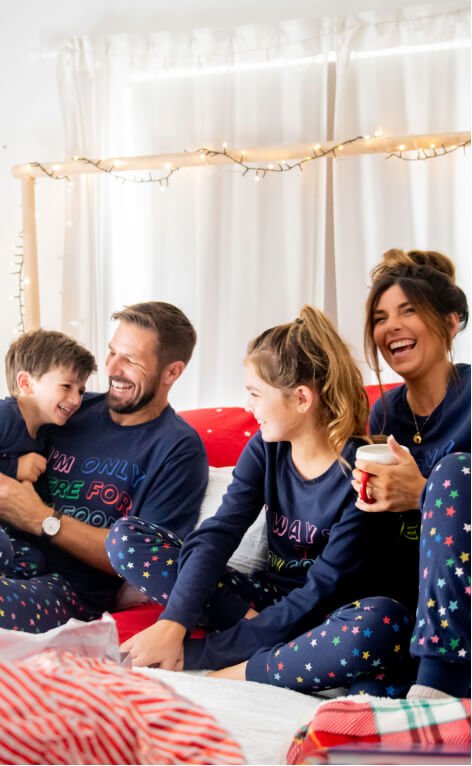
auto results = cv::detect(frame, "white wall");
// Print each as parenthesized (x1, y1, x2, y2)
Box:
(0, 0, 466, 396)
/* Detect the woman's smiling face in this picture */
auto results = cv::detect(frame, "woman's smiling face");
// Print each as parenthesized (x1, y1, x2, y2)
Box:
(372, 284, 449, 381)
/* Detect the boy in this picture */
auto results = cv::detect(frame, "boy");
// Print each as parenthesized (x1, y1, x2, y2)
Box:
(0, 328, 96, 482)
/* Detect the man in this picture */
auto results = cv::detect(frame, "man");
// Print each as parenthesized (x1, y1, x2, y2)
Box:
(0, 302, 208, 632)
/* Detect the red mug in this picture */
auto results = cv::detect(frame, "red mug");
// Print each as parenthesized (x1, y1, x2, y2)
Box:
(356, 443, 410, 504)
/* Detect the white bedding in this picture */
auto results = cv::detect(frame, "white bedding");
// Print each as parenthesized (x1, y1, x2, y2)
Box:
(0, 616, 338, 765)
(138, 668, 325, 765)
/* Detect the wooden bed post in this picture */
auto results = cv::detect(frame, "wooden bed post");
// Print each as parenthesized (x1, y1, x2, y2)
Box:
(21, 176, 40, 330)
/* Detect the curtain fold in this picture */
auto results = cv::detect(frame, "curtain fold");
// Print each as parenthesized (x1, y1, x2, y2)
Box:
(55, 6, 470, 405)
(57, 23, 331, 407)
(333, 4, 470, 382)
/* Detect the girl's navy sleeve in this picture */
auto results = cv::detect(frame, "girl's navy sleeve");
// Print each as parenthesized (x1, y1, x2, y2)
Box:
(183, 487, 372, 669)
(161, 435, 266, 630)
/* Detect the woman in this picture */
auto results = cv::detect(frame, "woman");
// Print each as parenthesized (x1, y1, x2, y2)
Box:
(107, 305, 412, 695)
(353, 249, 470, 699)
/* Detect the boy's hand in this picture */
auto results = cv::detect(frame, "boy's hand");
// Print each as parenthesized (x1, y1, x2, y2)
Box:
(120, 619, 187, 669)
(17, 453, 47, 482)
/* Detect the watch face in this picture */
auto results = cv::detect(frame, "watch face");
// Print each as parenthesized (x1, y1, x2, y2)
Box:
(42, 516, 61, 537)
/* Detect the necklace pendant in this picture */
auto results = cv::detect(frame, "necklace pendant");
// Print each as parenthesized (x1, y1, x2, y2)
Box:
(413, 432, 422, 445)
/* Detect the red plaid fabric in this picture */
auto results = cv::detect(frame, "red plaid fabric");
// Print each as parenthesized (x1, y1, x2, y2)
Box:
(287, 695, 471, 764)
(0, 650, 244, 765)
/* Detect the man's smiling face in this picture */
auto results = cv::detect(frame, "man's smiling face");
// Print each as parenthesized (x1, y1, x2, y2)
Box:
(105, 321, 162, 416)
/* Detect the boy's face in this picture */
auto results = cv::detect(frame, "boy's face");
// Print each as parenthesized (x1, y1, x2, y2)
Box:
(25, 366, 87, 426)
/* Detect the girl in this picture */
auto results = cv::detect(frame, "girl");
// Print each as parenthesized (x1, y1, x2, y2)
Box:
(353, 249, 470, 699)
(107, 305, 412, 695)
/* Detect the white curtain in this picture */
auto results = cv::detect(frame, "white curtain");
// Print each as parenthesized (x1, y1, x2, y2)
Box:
(55, 6, 470, 407)
(57, 23, 332, 408)
(333, 5, 470, 382)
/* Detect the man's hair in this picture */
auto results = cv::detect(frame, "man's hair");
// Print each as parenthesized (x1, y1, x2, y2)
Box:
(111, 302, 197, 366)
(5, 329, 97, 397)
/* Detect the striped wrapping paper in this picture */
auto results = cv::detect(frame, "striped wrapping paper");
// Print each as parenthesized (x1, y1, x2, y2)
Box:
(287, 694, 471, 764)
(0, 650, 244, 765)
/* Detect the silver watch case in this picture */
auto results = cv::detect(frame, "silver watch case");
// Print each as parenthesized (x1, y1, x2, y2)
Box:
(41, 515, 62, 537)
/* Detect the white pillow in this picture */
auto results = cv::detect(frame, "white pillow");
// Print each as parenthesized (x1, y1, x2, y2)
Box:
(115, 466, 268, 609)
(197, 466, 268, 576)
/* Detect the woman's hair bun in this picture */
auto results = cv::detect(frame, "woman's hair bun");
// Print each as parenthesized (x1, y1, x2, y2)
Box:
(371, 249, 456, 284)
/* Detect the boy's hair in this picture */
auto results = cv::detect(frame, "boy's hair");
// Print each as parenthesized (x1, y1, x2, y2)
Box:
(246, 304, 369, 462)
(364, 249, 469, 378)
(5, 329, 97, 397)
(111, 302, 197, 367)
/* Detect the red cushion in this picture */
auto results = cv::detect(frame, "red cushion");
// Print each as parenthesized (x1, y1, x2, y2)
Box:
(364, 383, 398, 409)
(179, 407, 257, 467)
(112, 603, 206, 644)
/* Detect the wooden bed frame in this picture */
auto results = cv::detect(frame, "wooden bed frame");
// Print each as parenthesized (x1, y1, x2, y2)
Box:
(11, 131, 470, 330)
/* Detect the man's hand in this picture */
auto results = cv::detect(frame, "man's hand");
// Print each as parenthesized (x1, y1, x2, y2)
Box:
(120, 619, 187, 669)
(0, 473, 46, 534)
(17, 453, 47, 483)
(352, 435, 426, 513)
(0, 473, 114, 572)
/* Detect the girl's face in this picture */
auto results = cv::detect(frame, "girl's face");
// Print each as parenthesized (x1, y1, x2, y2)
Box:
(244, 361, 308, 443)
(372, 284, 449, 381)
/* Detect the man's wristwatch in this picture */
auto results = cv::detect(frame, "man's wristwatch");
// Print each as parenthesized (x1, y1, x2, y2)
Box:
(41, 509, 64, 537)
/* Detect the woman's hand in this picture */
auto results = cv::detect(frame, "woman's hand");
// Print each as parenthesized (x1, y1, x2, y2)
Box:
(352, 435, 426, 512)
(120, 618, 187, 669)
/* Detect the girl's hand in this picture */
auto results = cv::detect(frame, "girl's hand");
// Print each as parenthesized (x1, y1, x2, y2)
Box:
(120, 619, 187, 669)
(352, 435, 426, 512)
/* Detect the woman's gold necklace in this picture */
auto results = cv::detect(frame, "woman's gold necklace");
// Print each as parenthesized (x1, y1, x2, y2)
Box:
(409, 407, 432, 445)
(408, 368, 452, 445)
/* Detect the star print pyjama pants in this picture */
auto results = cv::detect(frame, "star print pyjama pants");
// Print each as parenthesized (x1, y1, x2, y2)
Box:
(0, 527, 100, 632)
(409, 452, 471, 696)
(106, 517, 414, 695)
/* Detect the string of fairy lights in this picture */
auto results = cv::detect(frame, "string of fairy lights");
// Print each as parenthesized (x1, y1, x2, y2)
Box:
(10, 135, 471, 333)
(386, 141, 470, 161)
(10, 232, 25, 333)
(24, 136, 471, 187)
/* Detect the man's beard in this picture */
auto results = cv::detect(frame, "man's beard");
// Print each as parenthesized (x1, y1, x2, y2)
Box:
(106, 376, 160, 414)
